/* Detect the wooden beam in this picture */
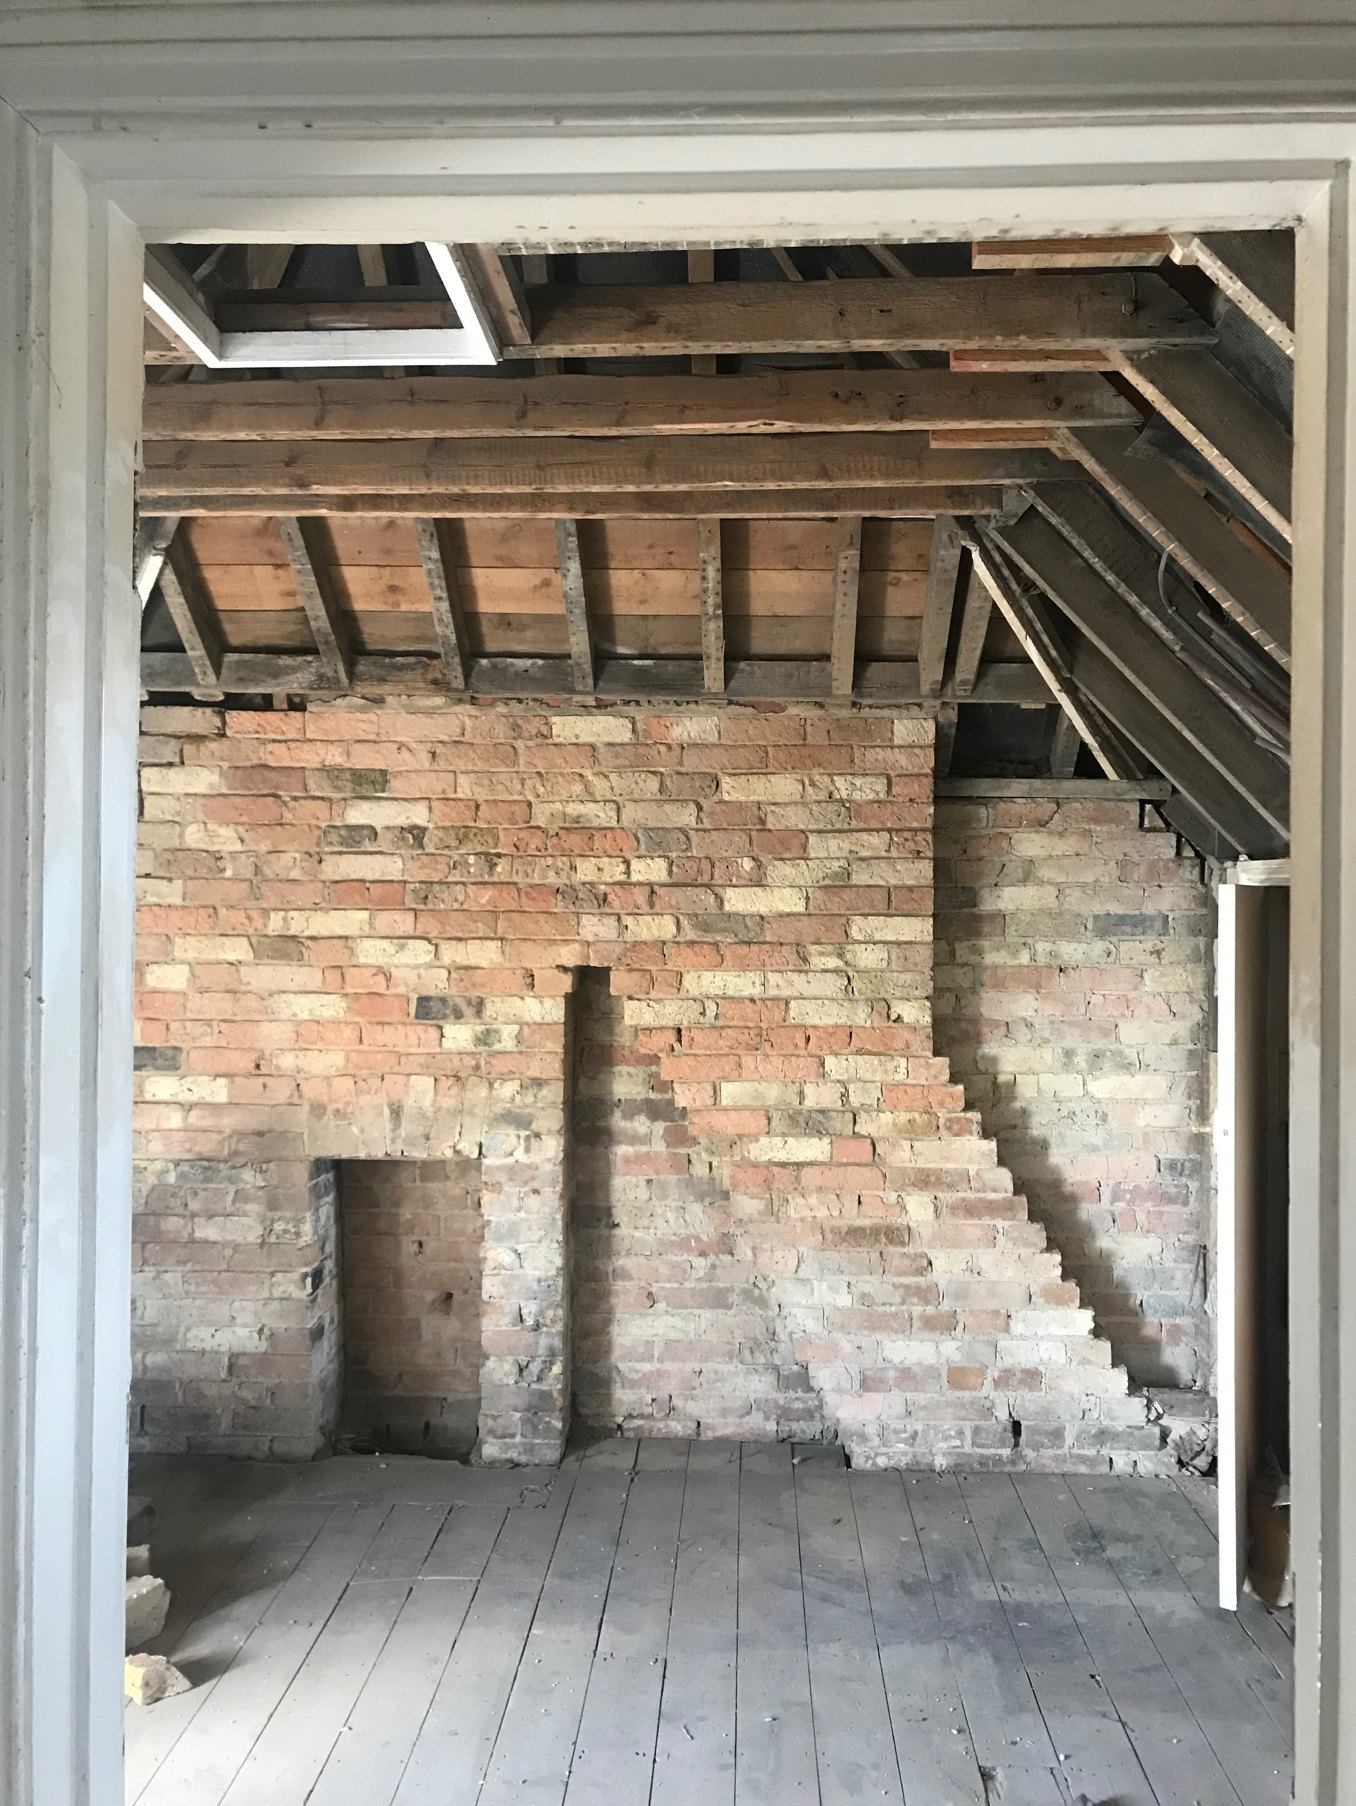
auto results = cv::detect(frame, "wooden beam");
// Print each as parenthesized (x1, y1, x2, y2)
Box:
(1061, 426, 1290, 664)
(1049, 709, 1081, 778)
(950, 560, 993, 697)
(687, 249, 718, 376)
(143, 246, 220, 366)
(356, 246, 390, 287)
(140, 435, 1068, 499)
(697, 518, 724, 694)
(556, 519, 594, 694)
(992, 508, 1289, 835)
(134, 514, 181, 604)
(414, 518, 471, 688)
(971, 236, 1171, 270)
(950, 349, 1115, 372)
(245, 245, 294, 289)
(157, 537, 224, 690)
(918, 515, 964, 697)
(969, 532, 1136, 780)
(140, 650, 1052, 706)
(522, 272, 1210, 358)
(460, 246, 533, 350)
(138, 483, 1017, 520)
(829, 517, 863, 697)
(1113, 349, 1293, 539)
(933, 703, 959, 778)
(1171, 231, 1295, 355)
(276, 517, 352, 690)
(1070, 639, 1283, 856)
(142, 369, 1140, 442)
(937, 777, 1173, 800)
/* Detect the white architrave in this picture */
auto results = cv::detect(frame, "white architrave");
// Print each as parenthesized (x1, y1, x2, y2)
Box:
(2, 11, 1356, 1801)
(0, 101, 142, 1806)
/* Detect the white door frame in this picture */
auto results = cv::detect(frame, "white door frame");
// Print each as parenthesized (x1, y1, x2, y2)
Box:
(2, 13, 1354, 1802)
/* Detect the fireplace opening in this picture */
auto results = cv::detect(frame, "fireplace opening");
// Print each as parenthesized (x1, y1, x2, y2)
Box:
(337, 1157, 483, 1457)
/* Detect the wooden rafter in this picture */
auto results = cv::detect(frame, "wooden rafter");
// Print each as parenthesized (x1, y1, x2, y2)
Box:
(520, 272, 1210, 357)
(1061, 426, 1290, 664)
(141, 369, 1139, 442)
(1050, 710, 1082, 778)
(276, 517, 352, 690)
(1171, 231, 1295, 355)
(829, 517, 863, 697)
(687, 249, 718, 377)
(992, 508, 1289, 835)
(949, 561, 993, 698)
(460, 246, 534, 350)
(414, 519, 471, 688)
(933, 702, 959, 777)
(157, 537, 224, 690)
(140, 436, 1068, 500)
(1113, 349, 1293, 540)
(1070, 640, 1281, 856)
(918, 515, 964, 697)
(697, 519, 725, 695)
(556, 520, 594, 694)
(135, 514, 181, 604)
(969, 532, 1134, 780)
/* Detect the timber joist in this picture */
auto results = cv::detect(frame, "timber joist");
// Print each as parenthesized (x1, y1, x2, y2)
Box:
(137, 234, 1294, 863)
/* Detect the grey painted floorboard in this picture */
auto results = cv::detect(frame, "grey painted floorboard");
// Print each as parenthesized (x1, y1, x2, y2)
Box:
(391, 1451, 585, 1805)
(477, 1440, 637, 1806)
(849, 1469, 987, 1806)
(794, 1447, 904, 1806)
(734, 1443, 819, 1806)
(564, 1440, 687, 1806)
(306, 1577, 480, 1806)
(125, 1451, 1291, 1806)
(651, 1440, 740, 1806)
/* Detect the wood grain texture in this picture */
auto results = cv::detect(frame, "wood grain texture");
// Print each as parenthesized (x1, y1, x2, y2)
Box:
(828, 516, 862, 697)
(142, 369, 1140, 440)
(524, 272, 1210, 356)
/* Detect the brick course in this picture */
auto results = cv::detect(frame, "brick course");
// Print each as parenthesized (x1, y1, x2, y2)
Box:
(133, 701, 1173, 1471)
(933, 797, 1211, 1389)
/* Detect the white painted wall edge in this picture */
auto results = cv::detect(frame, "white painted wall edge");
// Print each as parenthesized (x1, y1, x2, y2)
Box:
(0, 102, 141, 1806)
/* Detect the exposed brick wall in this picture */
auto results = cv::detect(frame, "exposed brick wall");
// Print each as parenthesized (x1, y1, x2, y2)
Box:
(134, 700, 1165, 1472)
(934, 797, 1211, 1390)
(338, 1157, 483, 1455)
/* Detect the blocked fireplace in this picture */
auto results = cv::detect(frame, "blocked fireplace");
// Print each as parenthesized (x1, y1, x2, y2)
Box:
(337, 1157, 484, 1456)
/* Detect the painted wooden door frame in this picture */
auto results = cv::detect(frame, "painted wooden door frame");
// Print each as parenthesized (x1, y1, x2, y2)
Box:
(2, 14, 1354, 1802)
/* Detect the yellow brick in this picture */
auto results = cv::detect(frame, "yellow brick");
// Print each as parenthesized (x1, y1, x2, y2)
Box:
(621, 915, 678, 941)
(721, 886, 807, 914)
(550, 715, 635, 743)
(267, 910, 370, 936)
(172, 936, 254, 962)
(352, 938, 436, 965)
(847, 917, 931, 942)
(140, 1075, 229, 1103)
(142, 964, 190, 991)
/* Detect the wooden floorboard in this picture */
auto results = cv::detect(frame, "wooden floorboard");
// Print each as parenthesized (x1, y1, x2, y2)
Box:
(650, 1440, 740, 1806)
(125, 1449, 1292, 1806)
(734, 1442, 818, 1806)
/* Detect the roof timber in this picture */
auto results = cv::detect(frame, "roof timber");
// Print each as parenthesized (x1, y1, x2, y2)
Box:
(1112, 349, 1293, 541)
(520, 272, 1211, 358)
(141, 370, 1141, 441)
(1070, 640, 1282, 857)
(991, 507, 1289, 836)
(1060, 426, 1290, 664)
(139, 650, 1050, 707)
(140, 436, 1069, 501)
(138, 484, 1021, 520)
